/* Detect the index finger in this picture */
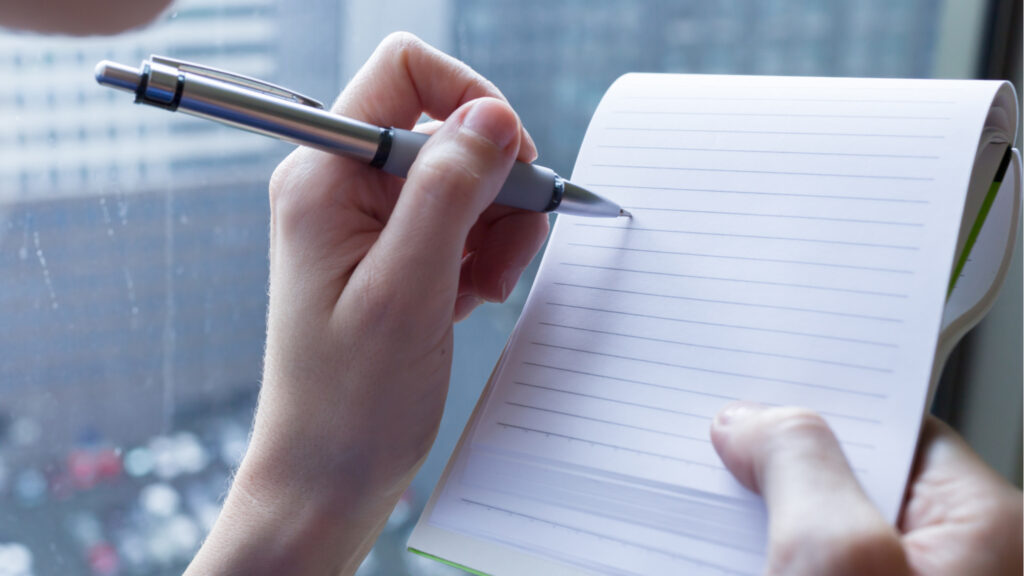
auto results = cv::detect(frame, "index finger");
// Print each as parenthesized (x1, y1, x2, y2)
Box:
(334, 32, 537, 161)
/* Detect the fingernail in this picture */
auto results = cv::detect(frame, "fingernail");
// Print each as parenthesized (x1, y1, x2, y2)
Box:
(715, 401, 765, 427)
(462, 99, 517, 150)
(499, 266, 525, 301)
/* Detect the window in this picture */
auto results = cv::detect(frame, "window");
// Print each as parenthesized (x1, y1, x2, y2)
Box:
(0, 1, 1015, 575)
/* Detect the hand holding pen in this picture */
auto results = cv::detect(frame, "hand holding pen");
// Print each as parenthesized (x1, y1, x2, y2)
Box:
(172, 33, 553, 575)
(96, 54, 628, 218)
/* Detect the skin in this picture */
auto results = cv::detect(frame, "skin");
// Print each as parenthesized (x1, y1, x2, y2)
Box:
(712, 404, 1023, 575)
(184, 32, 549, 575)
(0, 0, 173, 35)
(3, 3, 1021, 571)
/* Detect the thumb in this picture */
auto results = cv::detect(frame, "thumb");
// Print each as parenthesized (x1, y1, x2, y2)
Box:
(346, 97, 520, 327)
(711, 403, 909, 576)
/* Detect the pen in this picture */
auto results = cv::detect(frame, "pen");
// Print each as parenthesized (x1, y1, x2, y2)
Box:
(94, 56, 629, 218)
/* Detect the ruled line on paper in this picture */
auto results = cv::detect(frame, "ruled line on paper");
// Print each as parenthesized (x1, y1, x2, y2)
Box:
(566, 242, 915, 275)
(837, 439, 878, 450)
(604, 126, 946, 139)
(596, 144, 941, 160)
(504, 401, 710, 443)
(751, 403, 884, 427)
(521, 360, 740, 400)
(459, 478, 769, 556)
(575, 223, 921, 251)
(459, 498, 756, 575)
(559, 262, 910, 299)
(536, 321, 892, 373)
(530, 342, 889, 399)
(551, 282, 905, 323)
(496, 422, 723, 469)
(519, 361, 884, 430)
(616, 95, 957, 105)
(543, 302, 901, 348)
(584, 183, 932, 204)
(818, 411, 882, 426)
(512, 380, 710, 419)
(591, 162, 933, 182)
(503, 409, 875, 463)
(611, 110, 951, 121)
(620, 207, 925, 227)
(462, 488, 769, 557)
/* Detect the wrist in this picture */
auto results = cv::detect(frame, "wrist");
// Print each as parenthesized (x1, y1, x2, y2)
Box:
(185, 432, 410, 576)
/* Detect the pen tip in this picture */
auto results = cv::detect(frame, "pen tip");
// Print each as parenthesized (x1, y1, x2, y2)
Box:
(619, 209, 632, 218)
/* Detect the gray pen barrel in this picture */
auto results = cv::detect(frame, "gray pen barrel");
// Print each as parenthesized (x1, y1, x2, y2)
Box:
(381, 128, 559, 212)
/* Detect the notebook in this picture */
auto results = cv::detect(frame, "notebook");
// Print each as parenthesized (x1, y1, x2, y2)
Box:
(408, 73, 1021, 576)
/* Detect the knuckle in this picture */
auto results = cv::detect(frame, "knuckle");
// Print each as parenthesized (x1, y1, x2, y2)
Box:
(766, 407, 832, 440)
(267, 151, 333, 235)
(378, 31, 423, 57)
(268, 157, 303, 229)
(267, 159, 292, 209)
(411, 151, 485, 207)
(758, 408, 841, 474)
(458, 103, 516, 151)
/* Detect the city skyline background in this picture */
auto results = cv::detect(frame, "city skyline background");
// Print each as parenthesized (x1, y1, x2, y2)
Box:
(1, 0, 958, 472)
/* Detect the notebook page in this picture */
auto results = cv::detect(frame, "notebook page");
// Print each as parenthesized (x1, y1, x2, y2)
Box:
(412, 74, 1007, 576)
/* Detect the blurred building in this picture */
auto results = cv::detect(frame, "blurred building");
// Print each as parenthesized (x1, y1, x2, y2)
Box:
(452, 0, 942, 176)
(1, 1, 341, 574)
(0, 0, 340, 465)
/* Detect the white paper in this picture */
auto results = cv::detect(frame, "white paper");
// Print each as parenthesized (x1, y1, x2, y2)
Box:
(412, 74, 1012, 576)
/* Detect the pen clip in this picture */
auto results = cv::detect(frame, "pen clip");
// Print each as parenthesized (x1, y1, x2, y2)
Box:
(149, 55, 325, 109)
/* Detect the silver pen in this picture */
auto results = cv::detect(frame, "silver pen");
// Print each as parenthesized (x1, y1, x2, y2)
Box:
(94, 56, 629, 218)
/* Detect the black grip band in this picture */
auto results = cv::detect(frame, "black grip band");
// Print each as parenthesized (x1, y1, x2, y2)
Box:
(543, 178, 565, 212)
(370, 128, 393, 168)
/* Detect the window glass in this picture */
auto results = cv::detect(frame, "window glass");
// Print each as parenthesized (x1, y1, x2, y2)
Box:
(0, 1, 960, 574)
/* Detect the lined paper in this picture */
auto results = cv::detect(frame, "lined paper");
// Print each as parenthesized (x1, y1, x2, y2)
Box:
(413, 74, 1011, 576)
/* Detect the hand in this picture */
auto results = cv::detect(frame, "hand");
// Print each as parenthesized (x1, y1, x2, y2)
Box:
(185, 33, 547, 575)
(711, 403, 1023, 576)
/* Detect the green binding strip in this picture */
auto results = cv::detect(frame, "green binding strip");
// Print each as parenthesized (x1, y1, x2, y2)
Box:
(947, 179, 1003, 297)
(947, 146, 1013, 299)
(408, 547, 493, 576)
